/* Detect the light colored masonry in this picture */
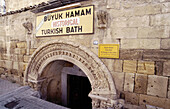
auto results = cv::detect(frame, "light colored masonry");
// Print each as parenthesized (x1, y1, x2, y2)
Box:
(0, 0, 170, 109)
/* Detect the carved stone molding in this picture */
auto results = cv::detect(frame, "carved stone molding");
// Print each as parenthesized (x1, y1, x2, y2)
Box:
(97, 10, 107, 28)
(89, 93, 124, 109)
(25, 40, 118, 107)
(23, 21, 33, 34)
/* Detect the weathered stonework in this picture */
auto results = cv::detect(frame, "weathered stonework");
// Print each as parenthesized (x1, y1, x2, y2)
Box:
(138, 26, 169, 39)
(121, 39, 161, 49)
(161, 39, 170, 49)
(120, 50, 143, 60)
(150, 13, 170, 26)
(147, 75, 168, 98)
(113, 60, 123, 73)
(143, 50, 170, 61)
(123, 60, 137, 73)
(1, 0, 170, 108)
(137, 61, 155, 75)
(124, 92, 139, 105)
(134, 74, 147, 94)
(111, 72, 124, 91)
(139, 94, 170, 109)
(163, 61, 170, 76)
(155, 61, 163, 76)
(25, 40, 118, 108)
(124, 73, 135, 92)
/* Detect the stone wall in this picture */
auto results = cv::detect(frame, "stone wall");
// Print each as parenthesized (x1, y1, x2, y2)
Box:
(5, 0, 49, 12)
(0, 0, 170, 108)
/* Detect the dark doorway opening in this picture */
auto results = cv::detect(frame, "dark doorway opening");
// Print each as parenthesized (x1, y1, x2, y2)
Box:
(67, 75, 92, 109)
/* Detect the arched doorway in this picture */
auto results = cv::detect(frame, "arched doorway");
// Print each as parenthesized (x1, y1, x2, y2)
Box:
(39, 60, 92, 109)
(25, 40, 119, 108)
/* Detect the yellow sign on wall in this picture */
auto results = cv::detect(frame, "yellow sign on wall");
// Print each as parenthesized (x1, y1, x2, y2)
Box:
(36, 6, 94, 37)
(99, 44, 119, 58)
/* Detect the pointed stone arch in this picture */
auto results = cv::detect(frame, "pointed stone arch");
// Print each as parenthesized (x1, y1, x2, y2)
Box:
(25, 40, 119, 108)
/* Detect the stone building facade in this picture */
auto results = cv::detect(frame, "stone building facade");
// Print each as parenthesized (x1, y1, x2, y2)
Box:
(0, 0, 170, 109)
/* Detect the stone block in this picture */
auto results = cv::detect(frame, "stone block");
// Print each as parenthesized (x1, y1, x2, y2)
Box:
(101, 59, 114, 72)
(111, 17, 127, 28)
(23, 63, 28, 71)
(124, 92, 139, 105)
(162, 2, 170, 13)
(13, 62, 19, 70)
(161, 39, 170, 49)
(0, 60, 5, 68)
(138, 26, 169, 39)
(1, 54, 12, 61)
(143, 50, 170, 61)
(16, 42, 27, 48)
(124, 72, 135, 92)
(127, 16, 149, 27)
(10, 41, 18, 49)
(134, 4, 161, 16)
(134, 74, 147, 94)
(163, 61, 170, 76)
(137, 61, 155, 75)
(108, 9, 124, 18)
(147, 75, 168, 97)
(121, 39, 140, 49)
(111, 28, 137, 38)
(151, 13, 170, 26)
(24, 55, 30, 63)
(12, 55, 24, 62)
(113, 60, 123, 72)
(29, 48, 36, 55)
(107, 0, 120, 9)
(0, 29, 6, 36)
(145, 4, 161, 15)
(120, 50, 143, 60)
(10, 69, 18, 75)
(111, 72, 125, 91)
(155, 62, 163, 76)
(139, 94, 170, 109)
(121, 39, 160, 49)
(123, 60, 137, 73)
(14, 48, 26, 55)
(5, 60, 13, 69)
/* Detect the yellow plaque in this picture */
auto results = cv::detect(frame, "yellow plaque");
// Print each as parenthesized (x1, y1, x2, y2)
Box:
(99, 44, 119, 58)
(36, 6, 94, 37)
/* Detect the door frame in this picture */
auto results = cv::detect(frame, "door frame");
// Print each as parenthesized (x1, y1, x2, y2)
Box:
(61, 65, 87, 106)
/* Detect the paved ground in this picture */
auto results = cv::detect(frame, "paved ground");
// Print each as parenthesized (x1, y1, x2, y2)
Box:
(0, 78, 69, 109)
(0, 79, 20, 95)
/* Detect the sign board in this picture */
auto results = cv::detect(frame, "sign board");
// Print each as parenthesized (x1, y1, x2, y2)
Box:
(98, 44, 119, 58)
(36, 6, 94, 37)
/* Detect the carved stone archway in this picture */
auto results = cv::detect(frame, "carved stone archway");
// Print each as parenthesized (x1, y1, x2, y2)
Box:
(25, 40, 121, 108)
